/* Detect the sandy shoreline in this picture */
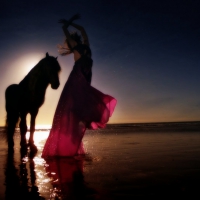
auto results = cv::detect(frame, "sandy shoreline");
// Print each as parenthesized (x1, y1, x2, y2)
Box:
(0, 129, 200, 199)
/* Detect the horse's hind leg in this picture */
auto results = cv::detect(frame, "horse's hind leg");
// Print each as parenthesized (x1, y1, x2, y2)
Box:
(6, 112, 19, 149)
(5, 84, 19, 149)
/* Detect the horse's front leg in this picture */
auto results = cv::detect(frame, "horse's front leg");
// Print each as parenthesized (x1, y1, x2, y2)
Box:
(29, 109, 38, 153)
(19, 112, 28, 148)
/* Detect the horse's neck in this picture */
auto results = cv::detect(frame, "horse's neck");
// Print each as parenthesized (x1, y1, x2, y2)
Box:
(20, 62, 49, 92)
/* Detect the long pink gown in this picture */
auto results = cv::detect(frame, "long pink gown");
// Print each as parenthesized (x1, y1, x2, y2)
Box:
(42, 53, 117, 157)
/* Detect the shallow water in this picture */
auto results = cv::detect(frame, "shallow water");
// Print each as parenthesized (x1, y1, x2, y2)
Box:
(1, 125, 200, 199)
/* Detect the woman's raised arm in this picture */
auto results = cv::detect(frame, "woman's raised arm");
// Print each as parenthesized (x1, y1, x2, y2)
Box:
(69, 22, 90, 46)
(58, 14, 81, 48)
(59, 15, 90, 46)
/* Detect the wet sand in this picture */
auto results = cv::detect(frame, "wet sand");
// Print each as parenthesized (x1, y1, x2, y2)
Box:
(0, 126, 200, 199)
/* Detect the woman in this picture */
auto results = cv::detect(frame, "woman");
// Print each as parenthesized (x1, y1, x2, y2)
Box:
(42, 14, 117, 157)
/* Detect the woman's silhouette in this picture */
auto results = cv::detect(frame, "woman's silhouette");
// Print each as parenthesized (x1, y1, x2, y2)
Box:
(42, 14, 117, 157)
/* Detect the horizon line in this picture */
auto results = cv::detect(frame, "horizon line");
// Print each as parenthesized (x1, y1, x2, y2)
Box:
(1, 120, 200, 129)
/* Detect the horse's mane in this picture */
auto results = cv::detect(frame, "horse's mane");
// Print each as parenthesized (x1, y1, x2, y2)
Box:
(19, 58, 47, 92)
(28, 59, 45, 91)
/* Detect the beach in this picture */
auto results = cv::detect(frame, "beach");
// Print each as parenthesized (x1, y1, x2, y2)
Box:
(0, 122, 200, 199)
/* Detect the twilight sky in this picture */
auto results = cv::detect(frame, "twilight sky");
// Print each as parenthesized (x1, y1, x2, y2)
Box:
(1, 0, 200, 126)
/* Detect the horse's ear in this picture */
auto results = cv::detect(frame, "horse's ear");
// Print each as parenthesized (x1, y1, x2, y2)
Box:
(56, 57, 58, 60)
(46, 52, 49, 57)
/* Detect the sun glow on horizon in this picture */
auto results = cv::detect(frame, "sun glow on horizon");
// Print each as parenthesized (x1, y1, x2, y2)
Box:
(19, 54, 43, 75)
(6, 53, 44, 83)
(34, 124, 52, 129)
(26, 130, 49, 145)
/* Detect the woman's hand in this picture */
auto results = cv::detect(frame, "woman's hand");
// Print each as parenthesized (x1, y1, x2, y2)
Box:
(58, 14, 80, 26)
(69, 13, 80, 22)
(58, 19, 69, 25)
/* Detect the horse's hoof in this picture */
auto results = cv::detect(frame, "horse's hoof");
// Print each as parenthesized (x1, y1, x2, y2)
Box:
(29, 149, 37, 158)
(29, 143, 38, 157)
(29, 143, 38, 151)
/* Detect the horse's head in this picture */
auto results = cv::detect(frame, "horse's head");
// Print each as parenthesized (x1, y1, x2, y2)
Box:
(44, 53, 61, 89)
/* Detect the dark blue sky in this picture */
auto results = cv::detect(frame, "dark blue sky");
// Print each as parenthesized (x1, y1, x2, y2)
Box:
(1, 0, 200, 125)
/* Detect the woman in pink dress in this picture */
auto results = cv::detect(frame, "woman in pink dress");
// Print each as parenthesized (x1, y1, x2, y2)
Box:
(42, 14, 117, 157)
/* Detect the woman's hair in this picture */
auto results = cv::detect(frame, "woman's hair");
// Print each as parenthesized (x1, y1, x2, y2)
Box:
(57, 31, 82, 56)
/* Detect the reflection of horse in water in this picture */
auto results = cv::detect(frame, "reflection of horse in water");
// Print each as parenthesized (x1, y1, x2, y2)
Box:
(5, 53, 61, 152)
(4, 149, 43, 199)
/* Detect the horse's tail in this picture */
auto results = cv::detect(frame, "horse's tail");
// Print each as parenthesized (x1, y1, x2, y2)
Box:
(5, 84, 20, 148)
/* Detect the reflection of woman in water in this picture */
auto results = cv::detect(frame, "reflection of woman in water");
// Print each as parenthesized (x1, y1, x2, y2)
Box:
(42, 14, 117, 157)
(45, 158, 97, 199)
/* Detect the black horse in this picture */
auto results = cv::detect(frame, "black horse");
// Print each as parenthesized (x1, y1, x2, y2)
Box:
(5, 52, 61, 152)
